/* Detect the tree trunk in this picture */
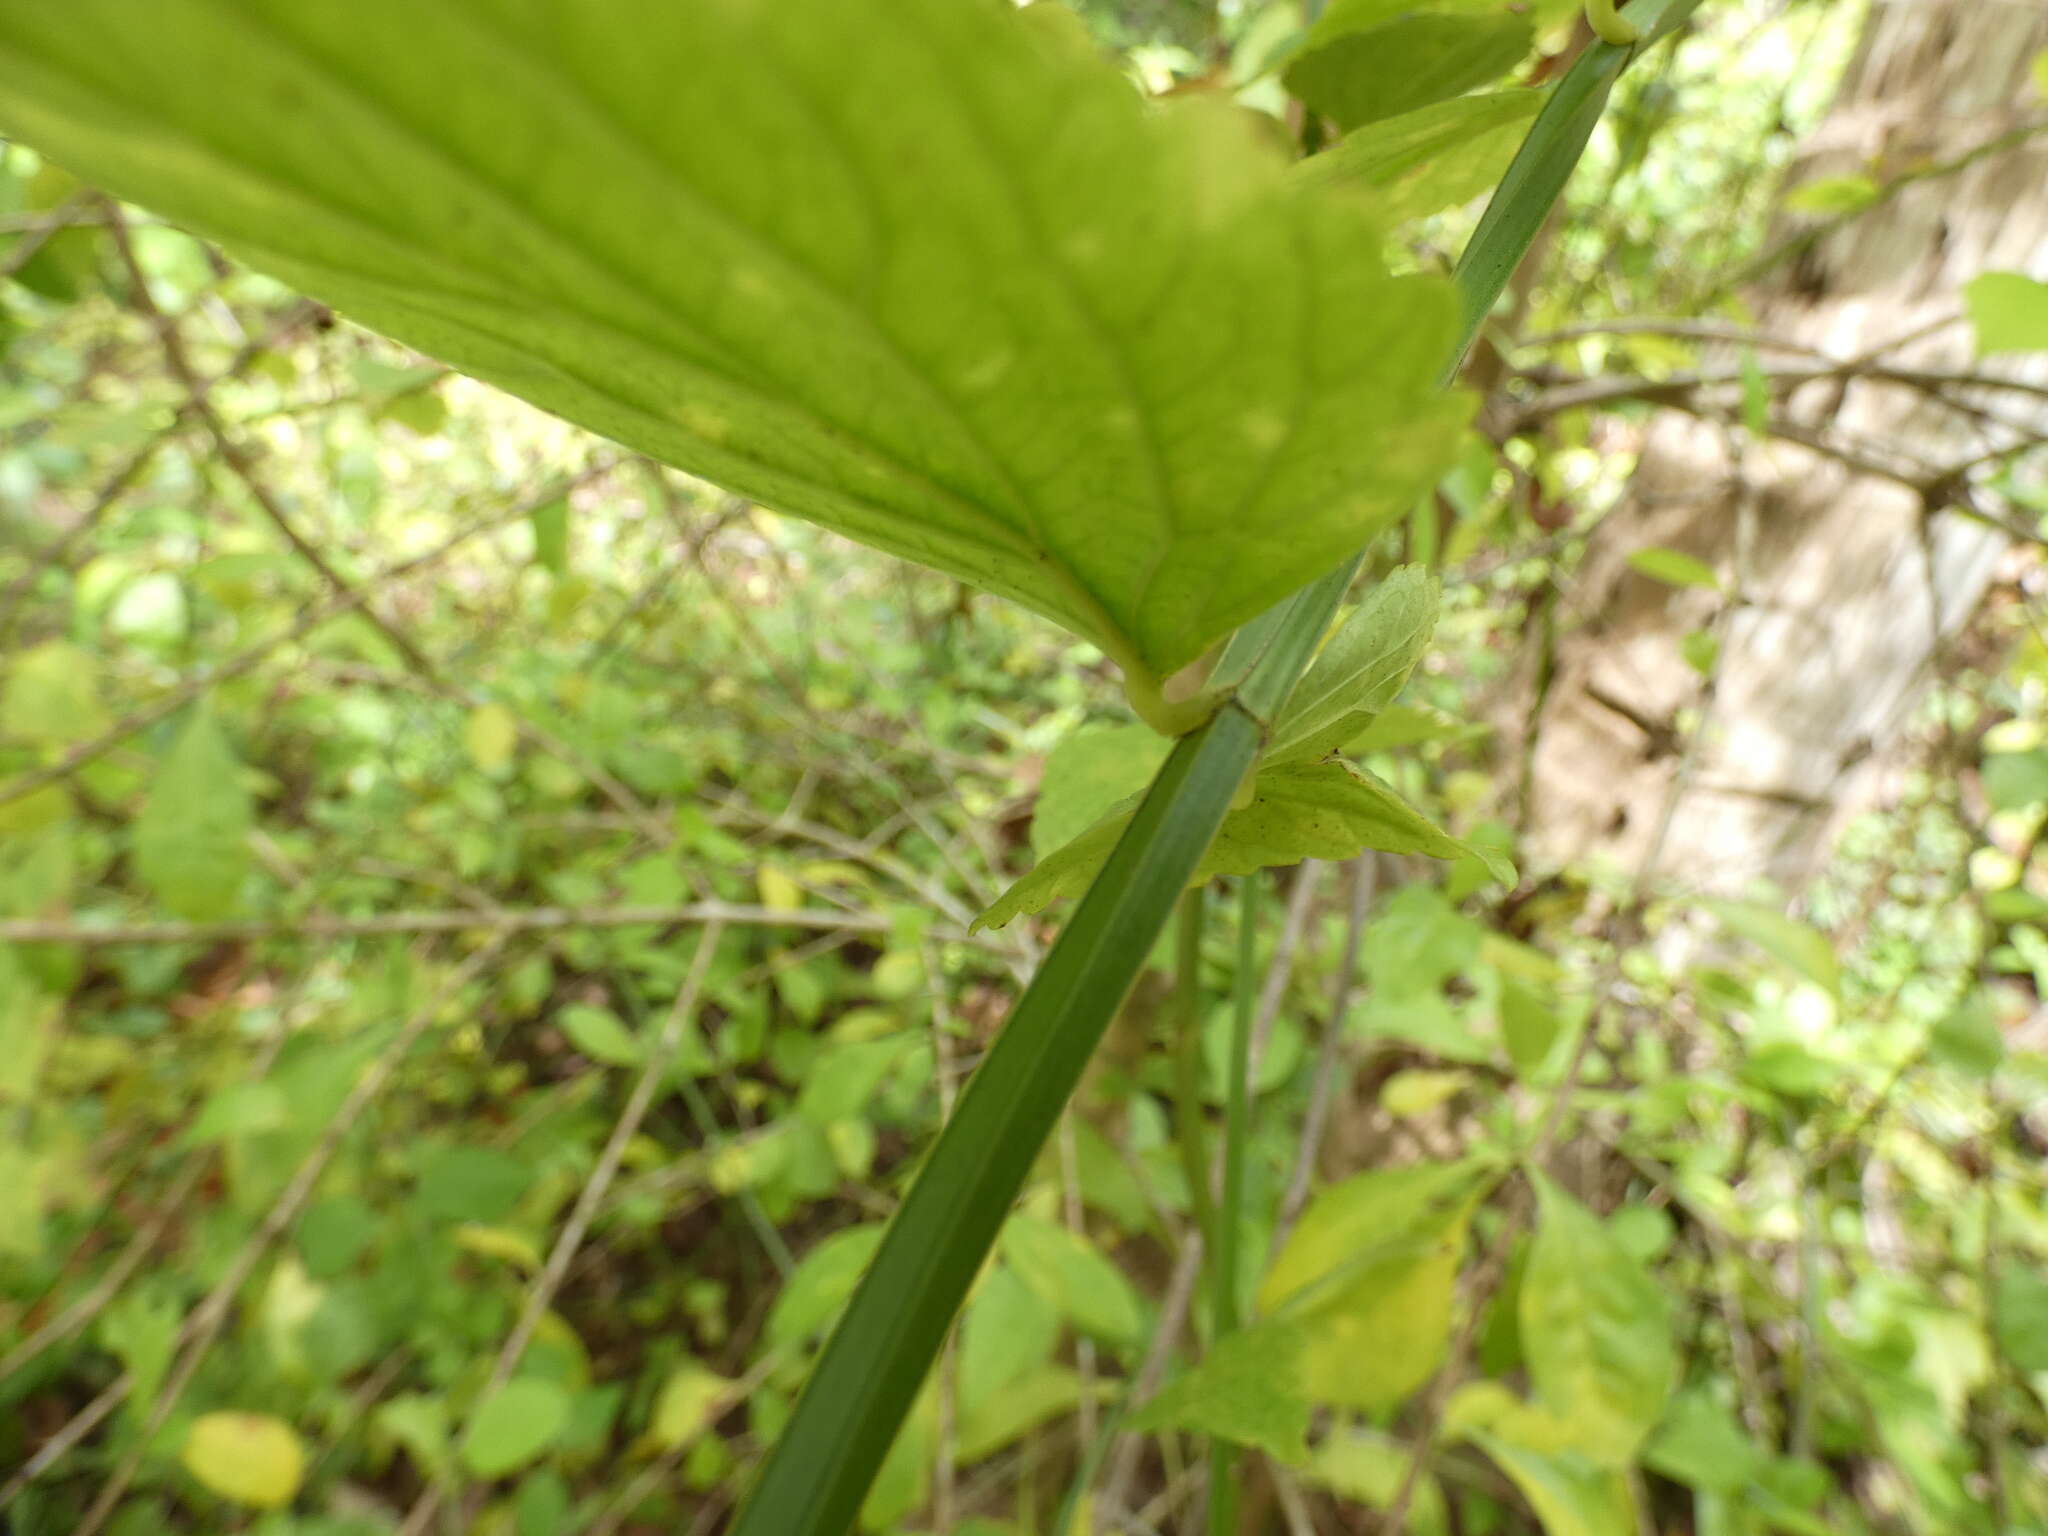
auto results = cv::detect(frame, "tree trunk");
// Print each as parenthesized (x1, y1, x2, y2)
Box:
(1516, 0, 2048, 895)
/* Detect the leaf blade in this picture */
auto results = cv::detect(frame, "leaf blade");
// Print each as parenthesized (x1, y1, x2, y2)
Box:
(0, 0, 1466, 684)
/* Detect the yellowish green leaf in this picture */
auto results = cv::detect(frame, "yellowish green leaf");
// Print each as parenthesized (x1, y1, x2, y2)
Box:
(646, 1363, 731, 1451)
(1783, 173, 1880, 215)
(463, 702, 520, 776)
(1520, 1173, 1674, 1466)
(1625, 546, 1720, 590)
(1965, 271, 2048, 357)
(181, 1411, 307, 1509)
(1, 640, 108, 745)
(455, 1223, 544, 1271)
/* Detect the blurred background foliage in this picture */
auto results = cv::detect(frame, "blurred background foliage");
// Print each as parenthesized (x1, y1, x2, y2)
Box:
(4, 0, 2048, 1533)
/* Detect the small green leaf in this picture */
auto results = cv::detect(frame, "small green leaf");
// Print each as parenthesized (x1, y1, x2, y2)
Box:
(181, 1412, 307, 1509)
(1500, 976, 1563, 1079)
(978, 758, 1510, 929)
(1287, 7, 1534, 131)
(1982, 749, 2048, 811)
(454, 1224, 544, 1271)
(1293, 90, 1542, 227)
(1965, 271, 2048, 356)
(1625, 546, 1720, 589)
(796, 1036, 912, 1123)
(186, 1081, 290, 1144)
(999, 1214, 1145, 1348)
(1381, 1067, 1468, 1116)
(459, 1379, 571, 1480)
(768, 1224, 886, 1347)
(99, 1287, 180, 1411)
(1678, 628, 1719, 676)
(0, 1140, 43, 1259)
(1267, 566, 1438, 767)
(2, 640, 109, 745)
(1927, 992, 2003, 1078)
(960, 1265, 1061, 1403)
(1031, 723, 1169, 859)
(1300, 1429, 1450, 1534)
(1783, 173, 1880, 215)
(955, 1364, 1101, 1463)
(647, 1363, 731, 1451)
(1127, 1322, 1313, 1464)
(1520, 1173, 1674, 1466)
(516, 1471, 573, 1536)
(1642, 1389, 1765, 1494)
(529, 496, 570, 574)
(557, 1003, 642, 1067)
(1995, 1263, 2048, 1372)
(414, 1145, 534, 1225)
(377, 1393, 454, 1478)
(1704, 901, 1839, 996)
(1738, 346, 1769, 436)
(132, 709, 254, 921)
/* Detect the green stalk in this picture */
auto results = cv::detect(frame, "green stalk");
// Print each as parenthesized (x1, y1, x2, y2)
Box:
(1176, 886, 1216, 1242)
(730, 10, 1702, 1529)
(730, 569, 1348, 1536)
(1205, 877, 1261, 1535)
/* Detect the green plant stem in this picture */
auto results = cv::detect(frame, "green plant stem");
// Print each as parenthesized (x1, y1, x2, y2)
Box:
(729, 575, 1345, 1536)
(1177, 887, 1216, 1243)
(730, 7, 1705, 1524)
(1206, 876, 1261, 1536)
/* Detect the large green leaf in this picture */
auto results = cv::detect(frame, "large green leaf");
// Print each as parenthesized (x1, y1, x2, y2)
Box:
(0, 0, 1467, 693)
(132, 708, 254, 921)
(1519, 1174, 1675, 1466)
(978, 755, 1511, 928)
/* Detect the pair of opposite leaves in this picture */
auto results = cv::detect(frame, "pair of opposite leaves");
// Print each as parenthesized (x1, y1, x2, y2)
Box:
(980, 566, 1513, 929)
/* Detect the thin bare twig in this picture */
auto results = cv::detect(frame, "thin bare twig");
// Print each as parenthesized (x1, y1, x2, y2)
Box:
(0, 902, 903, 947)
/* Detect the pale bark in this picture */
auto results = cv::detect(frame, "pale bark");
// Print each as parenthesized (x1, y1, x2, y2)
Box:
(1518, 0, 2048, 894)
